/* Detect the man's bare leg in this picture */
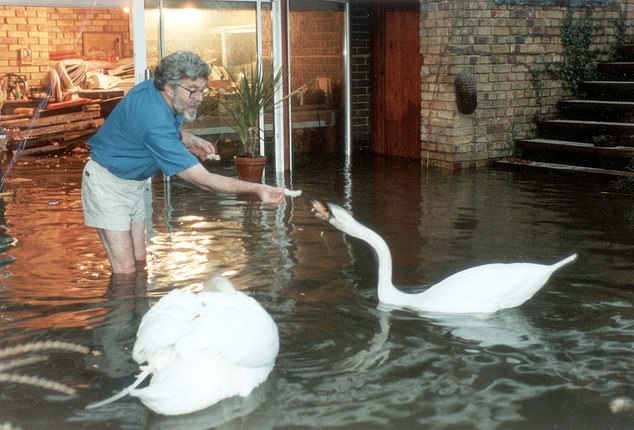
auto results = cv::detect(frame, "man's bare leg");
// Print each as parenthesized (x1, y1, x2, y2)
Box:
(97, 229, 137, 274)
(130, 220, 147, 271)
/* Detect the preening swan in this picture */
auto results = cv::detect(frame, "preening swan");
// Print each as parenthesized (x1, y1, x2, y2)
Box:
(86, 275, 279, 416)
(312, 200, 577, 314)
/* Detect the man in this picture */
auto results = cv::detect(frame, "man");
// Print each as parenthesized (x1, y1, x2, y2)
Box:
(81, 51, 286, 275)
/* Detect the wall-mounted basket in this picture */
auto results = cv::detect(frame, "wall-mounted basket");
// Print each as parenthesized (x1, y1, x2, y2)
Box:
(455, 72, 477, 114)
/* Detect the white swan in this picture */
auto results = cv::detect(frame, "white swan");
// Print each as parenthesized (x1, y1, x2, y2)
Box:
(312, 200, 577, 314)
(86, 275, 279, 416)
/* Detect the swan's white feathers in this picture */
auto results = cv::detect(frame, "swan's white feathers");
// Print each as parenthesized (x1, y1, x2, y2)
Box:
(202, 275, 236, 293)
(175, 291, 279, 368)
(319, 201, 577, 314)
(407, 261, 571, 313)
(88, 276, 279, 416)
(132, 289, 199, 364)
(130, 348, 272, 416)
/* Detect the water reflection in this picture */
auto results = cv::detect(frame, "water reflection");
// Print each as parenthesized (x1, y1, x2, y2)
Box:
(87, 272, 149, 380)
(1, 153, 634, 429)
(0, 197, 17, 269)
(425, 308, 543, 348)
(144, 380, 278, 430)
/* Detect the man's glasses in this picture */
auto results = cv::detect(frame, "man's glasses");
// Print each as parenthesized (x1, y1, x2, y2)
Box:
(173, 84, 211, 98)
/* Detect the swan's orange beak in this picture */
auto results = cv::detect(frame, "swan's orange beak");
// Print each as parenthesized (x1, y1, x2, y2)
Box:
(310, 199, 331, 221)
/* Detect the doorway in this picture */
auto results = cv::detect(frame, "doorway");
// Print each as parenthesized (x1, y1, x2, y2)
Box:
(371, 3, 421, 159)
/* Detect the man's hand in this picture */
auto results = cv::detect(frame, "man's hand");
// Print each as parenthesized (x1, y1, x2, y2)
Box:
(181, 131, 219, 160)
(256, 184, 286, 204)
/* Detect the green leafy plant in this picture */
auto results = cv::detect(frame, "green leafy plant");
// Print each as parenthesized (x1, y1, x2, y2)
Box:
(560, 8, 597, 96)
(526, 62, 559, 123)
(528, 66, 546, 123)
(219, 62, 283, 157)
(608, 5, 628, 61)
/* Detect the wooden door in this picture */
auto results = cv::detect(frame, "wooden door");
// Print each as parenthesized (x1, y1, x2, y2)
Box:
(371, 4, 421, 159)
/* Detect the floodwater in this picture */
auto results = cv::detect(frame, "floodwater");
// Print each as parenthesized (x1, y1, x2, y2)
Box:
(0, 150, 633, 430)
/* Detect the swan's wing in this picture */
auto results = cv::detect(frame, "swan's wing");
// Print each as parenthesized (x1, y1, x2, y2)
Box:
(133, 289, 200, 364)
(414, 262, 559, 313)
(132, 347, 274, 415)
(174, 291, 279, 368)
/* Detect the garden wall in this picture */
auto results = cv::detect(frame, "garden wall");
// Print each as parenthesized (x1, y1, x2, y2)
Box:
(0, 6, 131, 91)
(420, 0, 634, 169)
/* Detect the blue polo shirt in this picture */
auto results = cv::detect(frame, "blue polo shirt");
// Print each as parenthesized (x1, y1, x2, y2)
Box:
(88, 79, 198, 181)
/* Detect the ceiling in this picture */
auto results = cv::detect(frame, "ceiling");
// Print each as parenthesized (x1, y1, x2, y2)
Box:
(15, 0, 418, 7)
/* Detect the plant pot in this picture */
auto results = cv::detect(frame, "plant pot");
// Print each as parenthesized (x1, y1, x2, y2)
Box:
(234, 155, 267, 182)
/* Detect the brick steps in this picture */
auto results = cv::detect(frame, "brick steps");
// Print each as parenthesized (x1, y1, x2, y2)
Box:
(500, 45, 634, 176)
(496, 158, 634, 178)
(536, 119, 634, 144)
(557, 99, 634, 121)
(514, 138, 634, 170)
(517, 138, 634, 157)
(616, 45, 634, 61)
(579, 80, 634, 101)
(597, 62, 634, 79)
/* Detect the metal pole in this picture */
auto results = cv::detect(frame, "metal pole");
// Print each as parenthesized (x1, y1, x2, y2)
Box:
(272, 0, 287, 172)
(344, 1, 352, 165)
(256, 0, 265, 156)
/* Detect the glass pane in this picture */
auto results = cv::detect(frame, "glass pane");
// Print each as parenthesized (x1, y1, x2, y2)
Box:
(146, 1, 274, 159)
(289, 0, 345, 162)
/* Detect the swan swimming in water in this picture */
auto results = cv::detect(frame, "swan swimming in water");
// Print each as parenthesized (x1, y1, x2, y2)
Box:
(86, 275, 279, 416)
(312, 200, 577, 314)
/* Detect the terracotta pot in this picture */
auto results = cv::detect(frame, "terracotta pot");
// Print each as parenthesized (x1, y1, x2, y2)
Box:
(234, 155, 267, 182)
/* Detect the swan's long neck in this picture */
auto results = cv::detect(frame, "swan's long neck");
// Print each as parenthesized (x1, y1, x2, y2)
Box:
(336, 218, 408, 306)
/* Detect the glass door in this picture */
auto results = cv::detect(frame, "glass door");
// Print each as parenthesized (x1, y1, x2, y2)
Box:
(141, 0, 348, 170)
(288, 0, 345, 165)
(143, 0, 275, 160)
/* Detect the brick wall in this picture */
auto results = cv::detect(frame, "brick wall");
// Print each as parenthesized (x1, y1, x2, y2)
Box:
(420, 0, 634, 170)
(289, 10, 344, 101)
(350, 5, 372, 149)
(0, 5, 131, 91)
(3, 2, 630, 168)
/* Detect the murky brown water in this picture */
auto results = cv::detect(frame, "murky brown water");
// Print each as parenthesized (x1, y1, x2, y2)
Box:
(1, 149, 633, 429)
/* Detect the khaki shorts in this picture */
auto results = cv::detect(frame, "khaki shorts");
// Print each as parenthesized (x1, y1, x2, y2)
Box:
(81, 159, 148, 231)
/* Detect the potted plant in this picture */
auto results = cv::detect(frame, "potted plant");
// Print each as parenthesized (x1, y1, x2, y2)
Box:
(218, 61, 283, 182)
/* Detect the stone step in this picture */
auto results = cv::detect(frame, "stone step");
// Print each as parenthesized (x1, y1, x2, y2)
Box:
(516, 138, 634, 158)
(536, 119, 634, 144)
(597, 62, 634, 79)
(579, 80, 634, 100)
(557, 99, 634, 122)
(495, 158, 634, 178)
(617, 44, 634, 62)
(557, 99, 634, 121)
(514, 138, 634, 171)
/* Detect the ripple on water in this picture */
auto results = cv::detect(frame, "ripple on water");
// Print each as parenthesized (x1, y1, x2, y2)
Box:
(2, 155, 634, 429)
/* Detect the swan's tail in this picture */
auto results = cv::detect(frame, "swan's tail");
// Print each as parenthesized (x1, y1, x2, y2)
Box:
(85, 366, 152, 410)
(550, 253, 578, 271)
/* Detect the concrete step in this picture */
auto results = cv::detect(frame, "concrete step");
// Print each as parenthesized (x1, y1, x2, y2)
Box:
(597, 62, 634, 79)
(536, 119, 634, 144)
(515, 138, 634, 171)
(557, 99, 634, 122)
(579, 81, 634, 100)
(558, 99, 634, 113)
(495, 158, 634, 178)
(616, 44, 634, 62)
(516, 138, 634, 158)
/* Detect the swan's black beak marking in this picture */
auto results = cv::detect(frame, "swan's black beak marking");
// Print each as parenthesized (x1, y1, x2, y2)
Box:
(310, 199, 331, 221)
